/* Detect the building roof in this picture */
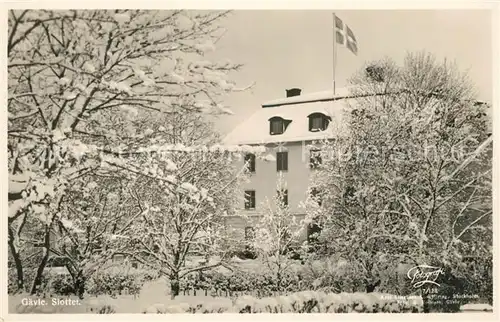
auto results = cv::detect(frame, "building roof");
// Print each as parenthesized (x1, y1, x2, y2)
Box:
(261, 87, 354, 107)
(223, 86, 491, 146)
(223, 88, 356, 145)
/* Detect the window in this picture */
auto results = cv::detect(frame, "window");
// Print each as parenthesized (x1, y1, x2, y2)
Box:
(277, 189, 288, 206)
(311, 117, 324, 130)
(270, 118, 284, 135)
(244, 153, 256, 173)
(244, 227, 255, 240)
(310, 187, 322, 206)
(307, 220, 322, 247)
(269, 117, 291, 135)
(244, 190, 256, 209)
(308, 113, 331, 132)
(309, 149, 322, 168)
(276, 151, 288, 171)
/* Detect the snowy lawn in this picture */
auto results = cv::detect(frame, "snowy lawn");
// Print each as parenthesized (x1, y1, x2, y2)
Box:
(9, 292, 230, 314)
(10, 277, 230, 314)
(104, 277, 232, 313)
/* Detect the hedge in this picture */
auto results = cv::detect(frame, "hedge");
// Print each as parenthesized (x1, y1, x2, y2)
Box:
(179, 269, 302, 297)
(142, 291, 424, 314)
(86, 265, 158, 297)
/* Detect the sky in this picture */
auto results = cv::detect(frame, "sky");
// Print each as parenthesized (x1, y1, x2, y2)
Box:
(207, 10, 493, 135)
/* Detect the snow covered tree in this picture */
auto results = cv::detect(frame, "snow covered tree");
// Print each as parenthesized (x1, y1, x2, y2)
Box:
(122, 112, 265, 299)
(251, 174, 303, 293)
(306, 52, 492, 303)
(47, 175, 145, 298)
(8, 9, 252, 294)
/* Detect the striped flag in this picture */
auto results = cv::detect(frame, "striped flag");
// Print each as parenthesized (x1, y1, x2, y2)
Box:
(334, 15, 358, 55)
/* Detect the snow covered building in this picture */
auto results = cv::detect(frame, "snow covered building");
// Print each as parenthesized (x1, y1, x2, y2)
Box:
(223, 87, 356, 243)
(223, 86, 492, 249)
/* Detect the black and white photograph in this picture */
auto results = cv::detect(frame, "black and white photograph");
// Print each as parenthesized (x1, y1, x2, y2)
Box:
(4, 1, 497, 317)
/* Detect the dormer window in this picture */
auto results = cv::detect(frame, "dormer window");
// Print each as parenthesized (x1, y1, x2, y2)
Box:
(269, 116, 291, 135)
(308, 113, 331, 132)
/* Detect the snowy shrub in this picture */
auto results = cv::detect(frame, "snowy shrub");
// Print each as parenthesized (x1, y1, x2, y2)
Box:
(164, 303, 192, 313)
(297, 257, 399, 294)
(87, 266, 156, 297)
(139, 291, 423, 314)
(142, 303, 168, 314)
(89, 304, 117, 314)
(86, 296, 117, 314)
(179, 272, 201, 291)
(41, 273, 74, 296)
(9, 290, 425, 314)
(142, 302, 192, 314)
(186, 298, 233, 314)
(210, 271, 231, 294)
(226, 291, 423, 314)
(187, 268, 302, 297)
(285, 291, 321, 313)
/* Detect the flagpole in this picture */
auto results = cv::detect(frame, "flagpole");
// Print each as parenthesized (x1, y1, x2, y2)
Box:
(332, 12, 337, 96)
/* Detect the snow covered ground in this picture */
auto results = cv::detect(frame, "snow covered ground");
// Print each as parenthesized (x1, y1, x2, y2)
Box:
(8, 258, 492, 314)
(9, 277, 493, 314)
(459, 303, 493, 312)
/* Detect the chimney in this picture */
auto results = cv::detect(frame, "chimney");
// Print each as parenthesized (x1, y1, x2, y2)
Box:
(286, 88, 302, 98)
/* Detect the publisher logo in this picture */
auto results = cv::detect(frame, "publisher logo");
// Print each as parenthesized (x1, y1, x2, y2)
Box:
(407, 265, 445, 288)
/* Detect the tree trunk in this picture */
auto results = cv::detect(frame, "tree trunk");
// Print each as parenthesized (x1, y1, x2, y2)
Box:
(170, 272, 180, 299)
(276, 270, 282, 294)
(74, 272, 86, 299)
(8, 225, 24, 292)
(421, 290, 430, 313)
(30, 225, 52, 295)
(30, 247, 49, 295)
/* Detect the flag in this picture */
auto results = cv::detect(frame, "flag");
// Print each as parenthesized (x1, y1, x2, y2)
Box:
(334, 15, 358, 55)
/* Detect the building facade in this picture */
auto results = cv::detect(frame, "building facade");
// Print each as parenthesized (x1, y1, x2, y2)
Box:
(223, 87, 356, 242)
